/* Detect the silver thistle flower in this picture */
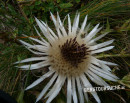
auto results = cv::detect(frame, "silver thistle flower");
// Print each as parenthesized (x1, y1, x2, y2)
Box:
(15, 12, 119, 103)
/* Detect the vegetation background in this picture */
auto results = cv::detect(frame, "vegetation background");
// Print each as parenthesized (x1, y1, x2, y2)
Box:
(0, 0, 130, 103)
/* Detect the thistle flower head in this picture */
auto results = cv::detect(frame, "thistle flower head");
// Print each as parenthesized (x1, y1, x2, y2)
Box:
(15, 12, 119, 103)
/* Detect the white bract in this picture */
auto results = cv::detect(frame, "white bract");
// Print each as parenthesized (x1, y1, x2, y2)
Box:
(15, 12, 119, 103)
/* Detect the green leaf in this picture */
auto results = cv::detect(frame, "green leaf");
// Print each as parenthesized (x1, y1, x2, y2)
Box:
(35, 1, 41, 5)
(75, 0, 80, 3)
(118, 73, 130, 88)
(57, 0, 60, 3)
(59, 3, 73, 9)
(17, 90, 25, 103)
(120, 19, 130, 32)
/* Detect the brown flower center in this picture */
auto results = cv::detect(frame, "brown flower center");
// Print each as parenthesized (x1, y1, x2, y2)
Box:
(59, 37, 89, 67)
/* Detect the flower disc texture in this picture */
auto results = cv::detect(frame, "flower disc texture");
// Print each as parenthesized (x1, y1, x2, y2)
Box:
(15, 12, 119, 103)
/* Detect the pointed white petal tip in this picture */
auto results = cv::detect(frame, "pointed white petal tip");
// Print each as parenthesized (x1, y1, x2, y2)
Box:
(25, 87, 29, 91)
(110, 63, 118, 66)
(35, 100, 40, 103)
(113, 63, 118, 66)
(116, 77, 120, 80)
(97, 23, 100, 27)
(106, 46, 114, 50)
(15, 66, 18, 68)
(111, 46, 114, 49)
(111, 39, 115, 42)
(50, 12, 54, 18)
(14, 61, 24, 65)
(35, 99, 39, 103)
(50, 11, 53, 15)
(34, 16, 37, 20)
(15, 65, 23, 69)
(13, 61, 19, 64)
